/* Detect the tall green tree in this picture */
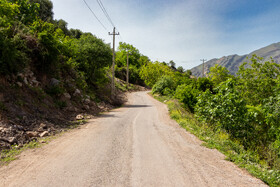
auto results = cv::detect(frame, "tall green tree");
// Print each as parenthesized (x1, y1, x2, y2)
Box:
(116, 42, 141, 67)
(74, 33, 112, 85)
(237, 55, 280, 105)
(208, 64, 234, 86)
(139, 61, 172, 87)
(30, 0, 53, 22)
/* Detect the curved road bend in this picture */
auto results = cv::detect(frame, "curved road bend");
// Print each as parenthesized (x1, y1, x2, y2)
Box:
(0, 91, 267, 186)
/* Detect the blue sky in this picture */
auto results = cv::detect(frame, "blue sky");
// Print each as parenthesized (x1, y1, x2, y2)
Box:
(52, 0, 280, 69)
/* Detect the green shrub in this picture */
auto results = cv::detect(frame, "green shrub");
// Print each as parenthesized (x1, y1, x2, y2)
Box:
(152, 76, 174, 95)
(195, 77, 213, 92)
(195, 79, 252, 142)
(54, 100, 67, 109)
(45, 85, 64, 97)
(174, 84, 200, 112)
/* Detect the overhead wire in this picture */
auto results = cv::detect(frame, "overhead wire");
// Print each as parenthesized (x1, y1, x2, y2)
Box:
(96, 0, 115, 28)
(83, 0, 124, 43)
(82, 0, 108, 31)
(116, 28, 123, 42)
(96, 0, 123, 43)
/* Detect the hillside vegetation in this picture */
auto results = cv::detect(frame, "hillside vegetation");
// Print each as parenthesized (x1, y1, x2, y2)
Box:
(148, 55, 280, 186)
(2, 0, 280, 185)
(0, 0, 149, 154)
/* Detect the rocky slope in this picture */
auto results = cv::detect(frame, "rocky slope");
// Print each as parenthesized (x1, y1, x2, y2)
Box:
(0, 67, 142, 153)
(191, 42, 280, 77)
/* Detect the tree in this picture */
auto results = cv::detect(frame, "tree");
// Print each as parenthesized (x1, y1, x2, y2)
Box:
(115, 42, 141, 67)
(69, 29, 83, 39)
(54, 19, 70, 36)
(195, 79, 252, 141)
(237, 55, 280, 105)
(74, 33, 112, 85)
(115, 42, 148, 85)
(185, 70, 192, 78)
(177, 66, 184, 73)
(9, 0, 39, 25)
(152, 76, 175, 95)
(174, 84, 200, 112)
(30, 0, 53, 22)
(208, 64, 233, 86)
(139, 61, 172, 87)
(169, 60, 176, 70)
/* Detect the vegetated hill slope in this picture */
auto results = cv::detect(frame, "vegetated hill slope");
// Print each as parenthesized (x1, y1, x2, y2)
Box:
(191, 42, 280, 77)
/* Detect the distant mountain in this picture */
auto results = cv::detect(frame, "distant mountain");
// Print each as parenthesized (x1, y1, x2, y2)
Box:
(191, 42, 280, 77)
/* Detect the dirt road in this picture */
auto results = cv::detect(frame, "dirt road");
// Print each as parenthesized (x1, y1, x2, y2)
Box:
(0, 91, 266, 187)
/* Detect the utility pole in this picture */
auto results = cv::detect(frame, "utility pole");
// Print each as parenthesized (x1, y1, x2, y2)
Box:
(126, 51, 130, 88)
(200, 59, 207, 77)
(109, 27, 119, 98)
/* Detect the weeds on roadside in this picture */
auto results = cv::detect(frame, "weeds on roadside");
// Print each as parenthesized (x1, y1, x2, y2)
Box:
(154, 95, 280, 186)
(0, 140, 40, 165)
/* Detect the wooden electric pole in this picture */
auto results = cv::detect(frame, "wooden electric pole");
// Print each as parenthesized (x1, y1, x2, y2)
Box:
(126, 51, 130, 88)
(200, 59, 207, 77)
(109, 27, 119, 98)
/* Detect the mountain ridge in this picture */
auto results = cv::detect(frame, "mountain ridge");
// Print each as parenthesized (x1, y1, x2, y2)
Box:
(191, 42, 280, 77)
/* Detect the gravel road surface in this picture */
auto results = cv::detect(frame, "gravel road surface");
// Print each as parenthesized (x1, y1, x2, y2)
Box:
(0, 91, 267, 187)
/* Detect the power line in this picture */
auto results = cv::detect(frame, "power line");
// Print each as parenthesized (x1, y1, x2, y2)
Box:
(118, 34, 123, 42)
(200, 59, 207, 77)
(116, 28, 123, 41)
(109, 27, 120, 98)
(82, 0, 108, 31)
(96, 0, 115, 28)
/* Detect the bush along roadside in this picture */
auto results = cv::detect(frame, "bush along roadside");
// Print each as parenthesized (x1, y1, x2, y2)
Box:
(152, 94, 280, 186)
(145, 55, 280, 186)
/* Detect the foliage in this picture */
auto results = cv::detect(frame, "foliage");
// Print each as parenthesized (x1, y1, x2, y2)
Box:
(262, 94, 280, 150)
(116, 42, 141, 67)
(115, 42, 149, 85)
(169, 60, 176, 70)
(139, 61, 172, 87)
(73, 33, 112, 85)
(0, 0, 30, 74)
(174, 84, 200, 112)
(195, 77, 213, 92)
(0, 0, 113, 88)
(208, 64, 234, 86)
(237, 55, 280, 105)
(177, 66, 184, 73)
(153, 94, 280, 186)
(171, 71, 192, 88)
(53, 19, 70, 36)
(30, 0, 53, 22)
(195, 79, 252, 142)
(10, 0, 39, 24)
(152, 76, 175, 95)
(115, 65, 144, 85)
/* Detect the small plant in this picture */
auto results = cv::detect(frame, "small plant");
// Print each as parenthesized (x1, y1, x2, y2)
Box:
(0, 101, 7, 111)
(54, 100, 67, 109)
(15, 99, 25, 107)
(45, 85, 65, 97)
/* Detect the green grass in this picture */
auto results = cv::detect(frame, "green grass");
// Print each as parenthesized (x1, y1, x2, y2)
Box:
(115, 82, 127, 92)
(1, 139, 43, 165)
(153, 94, 280, 186)
(115, 80, 140, 92)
